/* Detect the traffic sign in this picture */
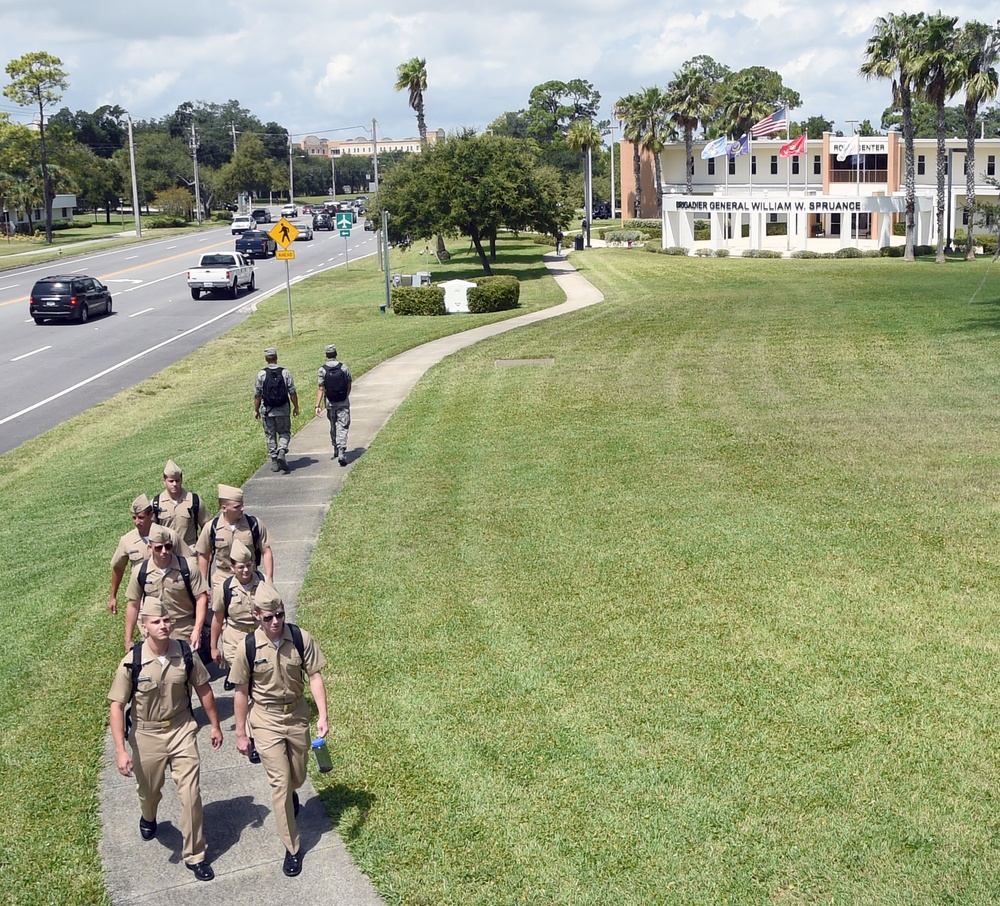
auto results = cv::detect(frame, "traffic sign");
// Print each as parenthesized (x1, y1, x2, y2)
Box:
(335, 212, 353, 231)
(270, 218, 298, 248)
(276, 249, 295, 260)
(339, 229, 352, 237)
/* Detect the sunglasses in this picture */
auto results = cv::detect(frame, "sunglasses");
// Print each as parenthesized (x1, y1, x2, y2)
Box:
(152, 543, 174, 552)
(260, 612, 285, 623)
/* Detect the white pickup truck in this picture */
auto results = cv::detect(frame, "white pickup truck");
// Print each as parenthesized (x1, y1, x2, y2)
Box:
(186, 252, 256, 300)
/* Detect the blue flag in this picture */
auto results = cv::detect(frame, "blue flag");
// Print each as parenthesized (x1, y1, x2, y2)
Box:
(700, 136, 729, 160)
(727, 134, 749, 158)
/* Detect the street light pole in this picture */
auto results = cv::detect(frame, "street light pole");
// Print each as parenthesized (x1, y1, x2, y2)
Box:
(127, 114, 142, 237)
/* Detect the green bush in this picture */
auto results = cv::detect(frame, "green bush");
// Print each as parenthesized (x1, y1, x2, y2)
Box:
(893, 221, 906, 236)
(694, 229, 710, 241)
(39, 219, 87, 233)
(981, 234, 998, 255)
(862, 249, 882, 258)
(715, 248, 730, 257)
(604, 230, 648, 246)
(695, 248, 713, 256)
(622, 218, 661, 239)
(391, 285, 446, 315)
(791, 250, 823, 259)
(765, 222, 787, 236)
(741, 248, 782, 258)
(664, 246, 689, 256)
(468, 275, 520, 313)
(880, 245, 905, 257)
(914, 244, 934, 257)
(833, 247, 862, 258)
(147, 215, 188, 229)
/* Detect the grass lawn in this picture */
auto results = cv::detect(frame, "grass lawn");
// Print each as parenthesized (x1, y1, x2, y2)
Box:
(4, 240, 1000, 904)
(298, 250, 1000, 904)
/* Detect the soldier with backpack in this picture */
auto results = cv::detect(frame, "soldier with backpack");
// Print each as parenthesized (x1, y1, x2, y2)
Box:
(124, 524, 209, 653)
(254, 347, 299, 473)
(314, 343, 352, 466)
(230, 582, 329, 877)
(108, 598, 223, 882)
(152, 459, 208, 547)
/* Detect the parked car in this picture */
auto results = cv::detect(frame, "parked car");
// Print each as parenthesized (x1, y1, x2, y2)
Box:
(312, 211, 333, 230)
(363, 217, 377, 231)
(251, 208, 271, 224)
(29, 274, 113, 324)
(223, 202, 239, 212)
(293, 222, 314, 241)
(281, 203, 298, 218)
(592, 201, 612, 220)
(231, 215, 256, 234)
(235, 230, 278, 258)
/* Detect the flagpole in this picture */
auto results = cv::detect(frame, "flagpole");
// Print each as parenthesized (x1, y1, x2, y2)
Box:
(804, 137, 809, 250)
(786, 126, 792, 251)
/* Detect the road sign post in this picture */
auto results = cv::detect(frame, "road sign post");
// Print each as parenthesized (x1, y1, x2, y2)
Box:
(336, 212, 353, 270)
(269, 219, 298, 337)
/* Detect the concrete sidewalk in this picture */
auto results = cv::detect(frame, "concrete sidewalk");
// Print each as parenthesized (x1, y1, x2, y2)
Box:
(98, 250, 603, 904)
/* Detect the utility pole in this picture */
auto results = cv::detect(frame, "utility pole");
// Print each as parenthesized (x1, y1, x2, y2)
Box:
(230, 123, 238, 152)
(287, 134, 294, 203)
(330, 152, 337, 199)
(372, 118, 380, 192)
(190, 124, 202, 225)
(127, 114, 142, 237)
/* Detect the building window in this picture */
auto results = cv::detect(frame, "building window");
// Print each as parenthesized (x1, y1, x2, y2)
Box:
(813, 154, 821, 175)
(708, 157, 715, 175)
(792, 157, 799, 175)
(989, 155, 996, 176)
(918, 155, 925, 175)
(770, 155, 778, 175)
(728, 157, 736, 175)
(751, 155, 757, 175)
(963, 209, 969, 225)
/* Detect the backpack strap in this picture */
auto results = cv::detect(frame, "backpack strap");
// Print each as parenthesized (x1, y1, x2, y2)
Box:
(124, 641, 194, 735)
(210, 513, 260, 566)
(151, 492, 162, 520)
(243, 624, 306, 699)
(222, 575, 235, 620)
(191, 493, 200, 531)
(137, 555, 196, 604)
(137, 558, 150, 598)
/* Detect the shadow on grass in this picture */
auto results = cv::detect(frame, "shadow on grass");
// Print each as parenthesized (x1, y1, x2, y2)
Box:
(317, 782, 376, 842)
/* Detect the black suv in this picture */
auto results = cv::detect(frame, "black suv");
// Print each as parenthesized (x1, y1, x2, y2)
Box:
(312, 211, 333, 230)
(29, 275, 113, 325)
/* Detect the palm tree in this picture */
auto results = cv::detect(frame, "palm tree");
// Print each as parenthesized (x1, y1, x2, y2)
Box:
(632, 87, 671, 216)
(860, 11, 926, 262)
(614, 93, 644, 218)
(566, 118, 602, 247)
(395, 57, 428, 145)
(957, 21, 1000, 260)
(665, 66, 716, 194)
(911, 11, 961, 263)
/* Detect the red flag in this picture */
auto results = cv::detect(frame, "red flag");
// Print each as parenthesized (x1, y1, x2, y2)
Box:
(779, 134, 806, 158)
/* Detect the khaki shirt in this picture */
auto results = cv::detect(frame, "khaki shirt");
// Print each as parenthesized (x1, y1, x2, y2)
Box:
(111, 526, 193, 571)
(196, 514, 271, 581)
(229, 625, 325, 706)
(125, 554, 207, 638)
(108, 639, 210, 723)
(212, 571, 265, 632)
(153, 490, 208, 547)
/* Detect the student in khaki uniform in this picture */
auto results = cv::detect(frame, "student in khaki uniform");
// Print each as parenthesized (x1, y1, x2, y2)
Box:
(152, 459, 209, 547)
(109, 494, 192, 614)
(230, 583, 328, 877)
(108, 598, 223, 882)
(209, 538, 265, 670)
(124, 524, 209, 652)
(196, 484, 273, 606)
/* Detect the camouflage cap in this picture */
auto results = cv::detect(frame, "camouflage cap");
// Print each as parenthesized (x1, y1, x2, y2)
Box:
(263, 347, 278, 358)
(163, 459, 182, 479)
(131, 494, 152, 515)
(325, 344, 337, 358)
(230, 538, 253, 564)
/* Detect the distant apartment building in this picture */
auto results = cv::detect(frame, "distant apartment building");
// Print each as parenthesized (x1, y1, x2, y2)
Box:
(295, 128, 446, 158)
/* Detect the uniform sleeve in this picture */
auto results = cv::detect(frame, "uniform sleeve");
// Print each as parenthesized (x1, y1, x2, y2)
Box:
(196, 496, 210, 530)
(108, 659, 134, 704)
(185, 557, 207, 595)
(317, 365, 327, 386)
(300, 629, 327, 675)
(256, 519, 272, 551)
(195, 521, 213, 557)
(228, 635, 252, 684)
(283, 368, 297, 395)
(170, 527, 194, 558)
(125, 569, 143, 602)
(110, 536, 129, 570)
(254, 370, 265, 397)
(189, 654, 211, 687)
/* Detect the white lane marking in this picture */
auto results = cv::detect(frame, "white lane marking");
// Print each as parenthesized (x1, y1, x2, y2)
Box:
(12, 345, 51, 361)
(123, 270, 187, 292)
(0, 249, 379, 429)
(124, 255, 139, 260)
(108, 279, 143, 284)
(129, 308, 154, 318)
(0, 283, 20, 291)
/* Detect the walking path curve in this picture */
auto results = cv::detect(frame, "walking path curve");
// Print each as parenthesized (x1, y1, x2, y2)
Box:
(98, 250, 603, 904)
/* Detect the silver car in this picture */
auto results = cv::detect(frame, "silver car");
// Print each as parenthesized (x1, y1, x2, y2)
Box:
(293, 222, 313, 241)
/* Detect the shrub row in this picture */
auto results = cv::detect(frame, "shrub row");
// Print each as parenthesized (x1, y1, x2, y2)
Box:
(468, 275, 520, 313)
(622, 218, 662, 239)
(35, 219, 91, 233)
(603, 230, 648, 246)
(147, 215, 188, 229)
(392, 285, 446, 315)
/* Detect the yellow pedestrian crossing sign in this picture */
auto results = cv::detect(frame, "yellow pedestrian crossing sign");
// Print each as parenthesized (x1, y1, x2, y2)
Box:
(270, 218, 298, 249)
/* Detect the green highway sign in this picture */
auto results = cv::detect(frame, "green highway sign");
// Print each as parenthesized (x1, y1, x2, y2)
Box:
(340, 229, 352, 237)
(335, 212, 353, 231)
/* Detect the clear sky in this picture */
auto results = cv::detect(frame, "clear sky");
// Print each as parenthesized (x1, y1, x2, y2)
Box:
(0, 2, 990, 143)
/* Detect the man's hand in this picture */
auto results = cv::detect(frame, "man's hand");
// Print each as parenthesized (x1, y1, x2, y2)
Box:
(116, 751, 133, 778)
(189, 628, 200, 650)
(212, 646, 224, 667)
(254, 409, 261, 420)
(108, 595, 118, 615)
(210, 727, 224, 750)
(236, 733, 251, 757)
(317, 718, 328, 739)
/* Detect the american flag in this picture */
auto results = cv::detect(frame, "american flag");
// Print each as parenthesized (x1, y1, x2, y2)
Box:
(750, 107, 788, 138)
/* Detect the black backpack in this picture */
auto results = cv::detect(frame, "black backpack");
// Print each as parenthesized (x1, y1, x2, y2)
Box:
(221, 571, 266, 619)
(208, 513, 262, 566)
(244, 624, 306, 698)
(323, 362, 349, 403)
(261, 367, 289, 407)
(123, 640, 194, 737)
(152, 492, 201, 531)
(135, 556, 212, 665)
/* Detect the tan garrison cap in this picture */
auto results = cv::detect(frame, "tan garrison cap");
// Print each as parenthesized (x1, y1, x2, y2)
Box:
(139, 597, 168, 619)
(253, 581, 283, 613)
(230, 538, 253, 564)
(148, 524, 172, 544)
(163, 459, 182, 478)
(217, 484, 244, 502)
(131, 494, 152, 515)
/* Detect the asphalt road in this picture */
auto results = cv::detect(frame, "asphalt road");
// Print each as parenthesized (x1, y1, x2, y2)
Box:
(0, 213, 380, 456)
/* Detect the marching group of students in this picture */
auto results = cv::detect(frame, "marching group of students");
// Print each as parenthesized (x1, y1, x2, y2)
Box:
(106, 459, 328, 881)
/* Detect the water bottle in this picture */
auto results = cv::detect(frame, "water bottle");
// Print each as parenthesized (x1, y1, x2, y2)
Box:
(312, 737, 333, 773)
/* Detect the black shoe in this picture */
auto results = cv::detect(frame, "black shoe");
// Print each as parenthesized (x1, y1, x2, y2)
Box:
(248, 739, 261, 764)
(293, 791, 300, 816)
(338, 455, 347, 466)
(223, 678, 234, 691)
(270, 459, 281, 472)
(186, 861, 215, 882)
(282, 849, 302, 877)
(278, 453, 289, 473)
(139, 817, 157, 840)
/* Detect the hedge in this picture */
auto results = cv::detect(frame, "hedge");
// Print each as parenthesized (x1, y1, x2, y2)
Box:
(622, 218, 662, 239)
(392, 285, 446, 315)
(468, 275, 520, 313)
